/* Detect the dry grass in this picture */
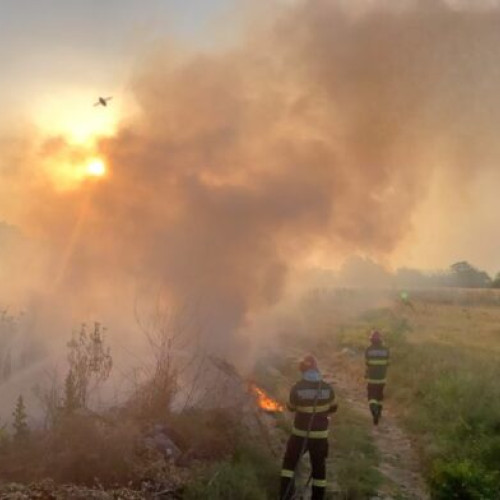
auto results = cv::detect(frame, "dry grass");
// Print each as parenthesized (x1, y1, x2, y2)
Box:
(309, 288, 500, 498)
(405, 299, 500, 356)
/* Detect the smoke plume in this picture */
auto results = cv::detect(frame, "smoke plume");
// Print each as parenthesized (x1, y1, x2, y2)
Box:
(5, 0, 500, 354)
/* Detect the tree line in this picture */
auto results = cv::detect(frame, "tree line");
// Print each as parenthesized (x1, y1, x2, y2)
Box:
(397, 261, 500, 289)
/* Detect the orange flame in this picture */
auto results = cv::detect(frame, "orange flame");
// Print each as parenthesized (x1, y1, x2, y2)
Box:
(249, 382, 284, 412)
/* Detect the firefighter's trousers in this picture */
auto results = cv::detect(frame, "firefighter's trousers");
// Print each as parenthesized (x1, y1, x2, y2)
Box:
(367, 382, 385, 416)
(280, 434, 328, 500)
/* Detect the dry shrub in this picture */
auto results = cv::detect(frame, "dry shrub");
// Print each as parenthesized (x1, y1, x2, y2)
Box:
(130, 294, 209, 423)
(0, 415, 141, 487)
(127, 365, 178, 425)
(0, 430, 47, 483)
(44, 414, 141, 486)
(166, 408, 241, 461)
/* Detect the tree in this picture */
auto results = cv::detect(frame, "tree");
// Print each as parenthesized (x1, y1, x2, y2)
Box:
(12, 395, 29, 441)
(63, 369, 80, 413)
(0, 311, 17, 383)
(65, 322, 112, 410)
(449, 261, 492, 288)
(32, 369, 61, 429)
(491, 272, 500, 289)
(132, 291, 209, 421)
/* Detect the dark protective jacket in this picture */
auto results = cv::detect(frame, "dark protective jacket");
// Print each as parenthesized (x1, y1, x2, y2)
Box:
(365, 342, 390, 384)
(287, 378, 337, 439)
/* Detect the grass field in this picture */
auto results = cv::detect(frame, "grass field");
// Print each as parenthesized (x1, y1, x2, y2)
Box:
(178, 290, 500, 498)
(318, 291, 500, 498)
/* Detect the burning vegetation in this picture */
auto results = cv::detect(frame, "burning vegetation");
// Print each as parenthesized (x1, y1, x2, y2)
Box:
(248, 382, 284, 413)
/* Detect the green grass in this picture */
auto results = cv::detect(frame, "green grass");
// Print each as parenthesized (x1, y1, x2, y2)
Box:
(329, 402, 381, 499)
(183, 442, 279, 500)
(390, 342, 500, 498)
(333, 301, 500, 498)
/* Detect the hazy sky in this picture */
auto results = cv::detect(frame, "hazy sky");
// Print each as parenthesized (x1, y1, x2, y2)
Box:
(0, 0, 234, 128)
(1, 0, 500, 281)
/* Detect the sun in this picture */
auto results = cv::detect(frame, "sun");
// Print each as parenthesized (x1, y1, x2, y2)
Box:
(86, 158, 107, 177)
(41, 146, 109, 190)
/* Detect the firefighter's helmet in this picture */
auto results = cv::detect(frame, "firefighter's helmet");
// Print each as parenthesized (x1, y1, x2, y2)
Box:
(299, 354, 318, 372)
(370, 330, 382, 343)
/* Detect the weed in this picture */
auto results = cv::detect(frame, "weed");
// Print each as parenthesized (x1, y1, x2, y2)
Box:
(330, 401, 381, 499)
(184, 441, 278, 499)
(430, 459, 499, 499)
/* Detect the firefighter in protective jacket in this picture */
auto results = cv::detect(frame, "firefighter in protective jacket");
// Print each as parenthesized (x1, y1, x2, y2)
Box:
(280, 355, 337, 500)
(365, 330, 390, 425)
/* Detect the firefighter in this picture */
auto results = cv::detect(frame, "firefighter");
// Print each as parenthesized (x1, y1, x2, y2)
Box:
(365, 330, 390, 425)
(280, 355, 337, 500)
(400, 291, 415, 312)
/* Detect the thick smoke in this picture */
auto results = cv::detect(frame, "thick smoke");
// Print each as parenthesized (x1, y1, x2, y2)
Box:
(8, 0, 500, 354)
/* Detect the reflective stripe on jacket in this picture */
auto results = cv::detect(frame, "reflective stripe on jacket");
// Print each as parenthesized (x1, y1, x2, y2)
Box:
(288, 379, 336, 438)
(365, 344, 390, 383)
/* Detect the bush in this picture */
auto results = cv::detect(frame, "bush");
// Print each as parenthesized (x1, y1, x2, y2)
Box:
(0, 432, 46, 482)
(166, 409, 241, 460)
(45, 414, 140, 486)
(430, 459, 500, 500)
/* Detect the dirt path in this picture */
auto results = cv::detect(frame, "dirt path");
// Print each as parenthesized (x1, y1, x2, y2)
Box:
(323, 351, 429, 500)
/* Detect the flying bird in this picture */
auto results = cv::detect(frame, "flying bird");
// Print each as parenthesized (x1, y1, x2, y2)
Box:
(94, 96, 112, 107)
